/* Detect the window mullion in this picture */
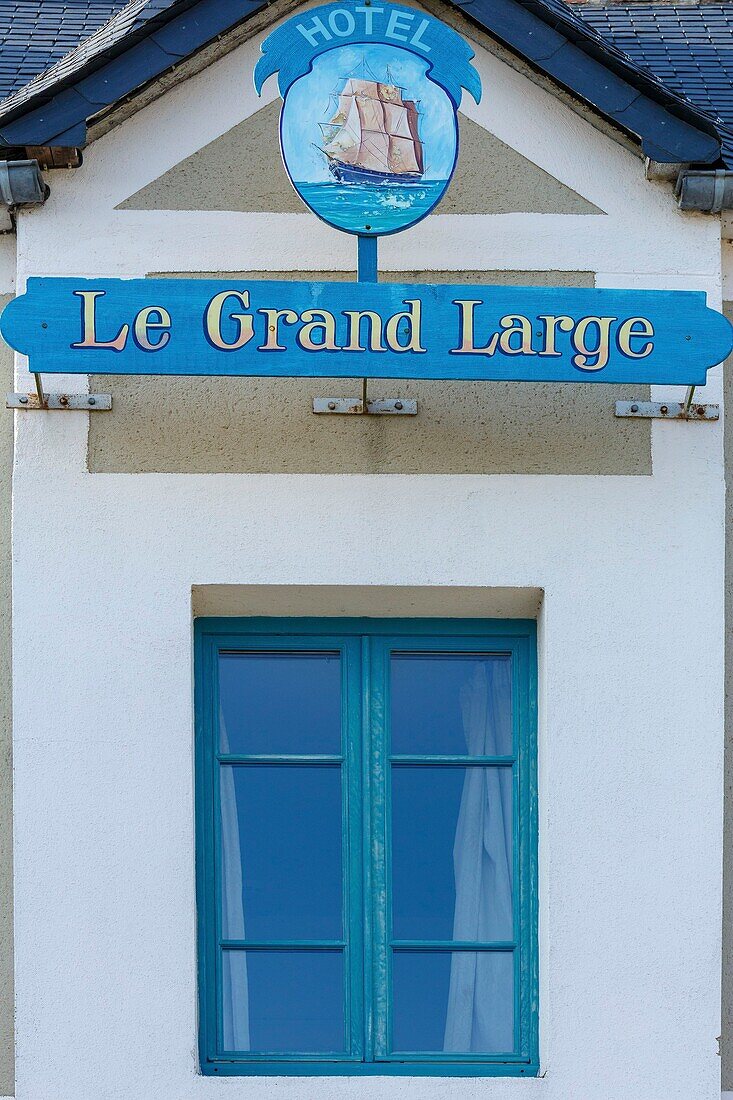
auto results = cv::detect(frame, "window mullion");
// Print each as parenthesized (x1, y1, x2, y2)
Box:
(345, 635, 366, 1060)
(367, 635, 390, 1060)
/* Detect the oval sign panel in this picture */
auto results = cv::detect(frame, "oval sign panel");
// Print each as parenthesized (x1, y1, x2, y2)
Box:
(254, 2, 482, 237)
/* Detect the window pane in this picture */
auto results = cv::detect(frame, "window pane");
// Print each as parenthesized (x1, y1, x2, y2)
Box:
(391, 766, 513, 941)
(219, 651, 341, 755)
(222, 949, 345, 1053)
(220, 765, 342, 940)
(391, 950, 514, 1054)
(390, 653, 512, 756)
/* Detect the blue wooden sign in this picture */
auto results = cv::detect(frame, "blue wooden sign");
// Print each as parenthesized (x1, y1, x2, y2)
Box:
(1, 278, 731, 384)
(254, 2, 481, 237)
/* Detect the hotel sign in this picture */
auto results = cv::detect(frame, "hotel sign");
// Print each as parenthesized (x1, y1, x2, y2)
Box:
(254, 2, 481, 236)
(1, 277, 731, 385)
(2, 3, 731, 389)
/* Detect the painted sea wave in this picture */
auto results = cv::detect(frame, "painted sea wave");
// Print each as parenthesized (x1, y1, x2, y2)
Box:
(296, 180, 447, 235)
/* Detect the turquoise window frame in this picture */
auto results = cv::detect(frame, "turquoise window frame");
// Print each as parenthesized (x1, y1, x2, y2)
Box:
(195, 617, 539, 1077)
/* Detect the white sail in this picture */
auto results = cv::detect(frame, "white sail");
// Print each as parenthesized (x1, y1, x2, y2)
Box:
(322, 93, 361, 159)
(319, 74, 424, 177)
(388, 134, 421, 175)
(383, 102, 412, 139)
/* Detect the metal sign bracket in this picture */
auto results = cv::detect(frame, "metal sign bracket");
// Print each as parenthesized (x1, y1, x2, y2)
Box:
(313, 375, 416, 416)
(615, 386, 719, 422)
(313, 396, 417, 415)
(6, 372, 112, 411)
(313, 237, 418, 418)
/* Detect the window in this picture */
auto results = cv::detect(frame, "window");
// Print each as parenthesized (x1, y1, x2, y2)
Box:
(195, 618, 538, 1076)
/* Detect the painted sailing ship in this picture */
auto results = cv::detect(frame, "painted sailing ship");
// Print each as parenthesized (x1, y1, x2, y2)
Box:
(318, 69, 425, 185)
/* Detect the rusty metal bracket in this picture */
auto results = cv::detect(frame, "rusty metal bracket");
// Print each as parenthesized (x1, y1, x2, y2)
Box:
(615, 399, 719, 421)
(7, 369, 111, 411)
(7, 390, 112, 411)
(314, 372, 416, 416)
(313, 396, 417, 415)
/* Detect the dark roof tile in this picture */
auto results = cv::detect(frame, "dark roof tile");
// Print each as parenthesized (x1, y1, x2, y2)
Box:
(0, 0, 726, 164)
(579, 4, 733, 165)
(0, 0, 125, 101)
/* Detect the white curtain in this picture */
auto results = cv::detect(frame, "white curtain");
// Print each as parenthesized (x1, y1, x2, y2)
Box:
(219, 704, 251, 1050)
(443, 659, 514, 1052)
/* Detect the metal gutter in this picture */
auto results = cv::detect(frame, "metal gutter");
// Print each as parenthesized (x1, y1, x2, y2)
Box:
(0, 160, 46, 205)
(676, 169, 733, 213)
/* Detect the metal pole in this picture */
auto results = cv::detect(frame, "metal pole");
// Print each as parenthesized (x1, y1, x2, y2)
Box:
(311, 234, 415, 416)
(683, 384, 695, 416)
(357, 234, 378, 283)
(33, 372, 47, 409)
(357, 235, 378, 413)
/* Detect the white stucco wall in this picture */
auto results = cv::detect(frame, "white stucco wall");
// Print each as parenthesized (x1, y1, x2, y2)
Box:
(0, 229, 16, 1100)
(8, 6, 727, 1098)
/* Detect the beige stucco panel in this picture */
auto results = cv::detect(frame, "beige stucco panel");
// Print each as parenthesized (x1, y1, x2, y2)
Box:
(0, 291, 13, 1097)
(116, 103, 602, 216)
(89, 270, 650, 475)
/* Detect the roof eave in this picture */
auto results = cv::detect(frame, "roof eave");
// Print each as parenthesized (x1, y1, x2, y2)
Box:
(454, 0, 721, 165)
(0, 0, 722, 168)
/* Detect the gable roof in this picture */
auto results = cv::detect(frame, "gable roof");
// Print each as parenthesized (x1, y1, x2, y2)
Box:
(580, 4, 733, 167)
(0, 0, 723, 166)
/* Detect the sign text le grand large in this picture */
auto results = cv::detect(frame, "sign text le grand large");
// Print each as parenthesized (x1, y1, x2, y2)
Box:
(1, 277, 731, 384)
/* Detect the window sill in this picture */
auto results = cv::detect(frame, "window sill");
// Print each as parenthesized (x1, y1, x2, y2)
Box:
(201, 1060, 539, 1077)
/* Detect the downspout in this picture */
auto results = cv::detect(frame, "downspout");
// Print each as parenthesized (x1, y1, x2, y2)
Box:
(0, 160, 48, 207)
(676, 168, 733, 212)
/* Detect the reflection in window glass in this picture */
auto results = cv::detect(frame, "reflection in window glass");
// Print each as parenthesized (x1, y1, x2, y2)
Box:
(391, 653, 512, 756)
(391, 766, 513, 941)
(219, 764, 342, 940)
(222, 949, 345, 1053)
(219, 652, 341, 755)
(392, 950, 514, 1053)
